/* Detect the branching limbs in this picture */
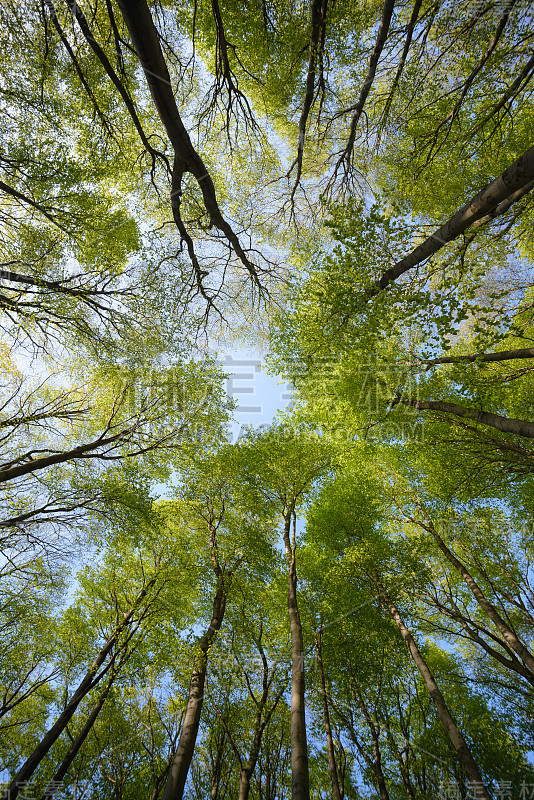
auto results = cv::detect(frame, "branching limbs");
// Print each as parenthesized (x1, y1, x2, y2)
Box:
(377, 0, 423, 144)
(287, 0, 329, 209)
(58, 0, 170, 178)
(117, 0, 266, 301)
(330, 0, 395, 187)
(417, 0, 517, 166)
(43, 0, 267, 314)
(0, 265, 134, 344)
(201, 0, 259, 141)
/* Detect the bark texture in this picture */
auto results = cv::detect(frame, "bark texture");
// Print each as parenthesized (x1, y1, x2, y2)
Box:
(419, 346, 534, 367)
(397, 395, 534, 439)
(372, 571, 491, 800)
(0, 430, 129, 483)
(367, 144, 534, 299)
(161, 579, 228, 800)
(283, 513, 310, 800)
(1, 580, 156, 800)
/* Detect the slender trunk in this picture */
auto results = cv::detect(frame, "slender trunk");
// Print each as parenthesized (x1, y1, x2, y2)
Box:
(378, 0, 422, 138)
(349, 681, 390, 800)
(0, 266, 111, 300)
(372, 571, 491, 800)
(150, 720, 183, 800)
(238, 725, 263, 800)
(237, 688, 284, 800)
(161, 580, 228, 800)
(209, 767, 219, 798)
(329, 693, 389, 800)
(382, 718, 416, 800)
(291, 0, 329, 190)
(38, 681, 112, 800)
(64, 0, 159, 158)
(372, 737, 390, 800)
(1, 580, 155, 800)
(0, 180, 68, 231)
(209, 728, 228, 800)
(342, 0, 395, 160)
(425, 521, 534, 676)
(283, 512, 310, 800)
(399, 768, 416, 800)
(314, 631, 342, 800)
(432, 591, 534, 687)
(224, 633, 285, 800)
(471, 178, 534, 229)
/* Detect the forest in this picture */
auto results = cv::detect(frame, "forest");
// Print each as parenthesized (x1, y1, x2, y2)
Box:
(1, 0, 534, 798)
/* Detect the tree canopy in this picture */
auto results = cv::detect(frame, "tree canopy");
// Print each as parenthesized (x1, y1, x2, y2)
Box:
(1, 1, 534, 799)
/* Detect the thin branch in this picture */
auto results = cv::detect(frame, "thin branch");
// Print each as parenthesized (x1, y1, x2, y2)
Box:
(332, 0, 395, 180)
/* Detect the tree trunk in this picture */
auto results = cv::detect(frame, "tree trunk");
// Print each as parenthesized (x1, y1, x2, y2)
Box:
(372, 740, 390, 800)
(424, 520, 534, 676)
(342, 0, 395, 160)
(397, 395, 534, 439)
(372, 571, 491, 800)
(161, 580, 228, 800)
(431, 588, 534, 687)
(38, 681, 112, 800)
(349, 680, 390, 800)
(210, 752, 221, 799)
(1, 580, 155, 800)
(283, 512, 310, 800)
(368, 143, 534, 298)
(238, 768, 252, 800)
(116, 0, 256, 280)
(382, 716, 416, 800)
(419, 346, 534, 367)
(237, 726, 264, 800)
(314, 630, 343, 800)
(0, 429, 127, 483)
(219, 630, 285, 800)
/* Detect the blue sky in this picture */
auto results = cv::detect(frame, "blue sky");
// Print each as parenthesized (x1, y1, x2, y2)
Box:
(218, 349, 291, 442)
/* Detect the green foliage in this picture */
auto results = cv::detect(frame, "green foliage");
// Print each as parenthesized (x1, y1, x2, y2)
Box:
(3, 0, 534, 797)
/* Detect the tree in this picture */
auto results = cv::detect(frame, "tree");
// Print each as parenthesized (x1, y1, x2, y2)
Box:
(3, 0, 534, 797)
(160, 446, 276, 800)
(236, 423, 332, 800)
(1, 551, 164, 800)
(204, 583, 290, 800)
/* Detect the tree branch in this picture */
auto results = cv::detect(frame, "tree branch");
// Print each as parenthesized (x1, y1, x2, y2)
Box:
(333, 0, 395, 178)
(365, 143, 534, 302)
(394, 394, 534, 439)
(116, 0, 261, 289)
